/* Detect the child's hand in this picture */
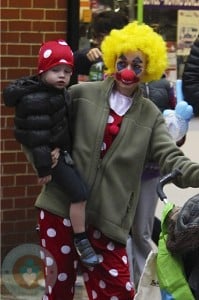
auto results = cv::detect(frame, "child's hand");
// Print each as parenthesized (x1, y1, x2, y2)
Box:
(51, 147, 60, 168)
(38, 175, 52, 185)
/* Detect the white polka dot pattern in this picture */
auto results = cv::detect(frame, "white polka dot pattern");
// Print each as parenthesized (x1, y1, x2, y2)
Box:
(41, 239, 46, 247)
(107, 242, 115, 251)
(92, 290, 97, 299)
(99, 280, 106, 289)
(43, 49, 52, 58)
(46, 257, 53, 266)
(63, 218, 71, 227)
(47, 228, 56, 237)
(58, 273, 67, 281)
(40, 210, 45, 219)
(122, 255, 128, 264)
(109, 269, 118, 277)
(61, 245, 71, 254)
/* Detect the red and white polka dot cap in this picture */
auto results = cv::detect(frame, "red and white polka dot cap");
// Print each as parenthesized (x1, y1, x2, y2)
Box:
(37, 39, 74, 74)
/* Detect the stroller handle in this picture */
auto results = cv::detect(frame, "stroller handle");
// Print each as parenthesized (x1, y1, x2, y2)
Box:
(157, 169, 183, 202)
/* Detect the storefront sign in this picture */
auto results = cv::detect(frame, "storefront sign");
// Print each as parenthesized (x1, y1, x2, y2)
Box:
(177, 10, 199, 55)
(144, 0, 199, 8)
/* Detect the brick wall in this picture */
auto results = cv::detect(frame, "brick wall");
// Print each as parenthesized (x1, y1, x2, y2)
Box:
(1, 0, 68, 260)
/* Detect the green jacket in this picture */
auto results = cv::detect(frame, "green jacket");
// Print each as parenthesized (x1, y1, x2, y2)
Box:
(157, 203, 194, 299)
(32, 77, 199, 245)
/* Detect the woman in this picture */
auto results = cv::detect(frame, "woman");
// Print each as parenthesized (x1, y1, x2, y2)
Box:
(19, 22, 199, 300)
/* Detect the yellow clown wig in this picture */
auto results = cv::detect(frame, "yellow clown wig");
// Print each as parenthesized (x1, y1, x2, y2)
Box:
(101, 21, 168, 82)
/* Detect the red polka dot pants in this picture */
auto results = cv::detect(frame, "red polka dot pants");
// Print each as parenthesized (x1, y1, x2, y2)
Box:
(38, 209, 135, 300)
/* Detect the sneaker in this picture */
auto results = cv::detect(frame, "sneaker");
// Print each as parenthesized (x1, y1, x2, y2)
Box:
(74, 238, 99, 267)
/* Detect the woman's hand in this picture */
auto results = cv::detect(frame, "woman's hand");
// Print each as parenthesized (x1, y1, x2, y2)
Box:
(51, 147, 60, 168)
(38, 175, 52, 185)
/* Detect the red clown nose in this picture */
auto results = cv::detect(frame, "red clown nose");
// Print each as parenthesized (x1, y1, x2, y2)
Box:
(115, 69, 139, 85)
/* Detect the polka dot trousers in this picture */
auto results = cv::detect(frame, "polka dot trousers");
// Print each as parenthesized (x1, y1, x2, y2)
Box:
(38, 209, 135, 300)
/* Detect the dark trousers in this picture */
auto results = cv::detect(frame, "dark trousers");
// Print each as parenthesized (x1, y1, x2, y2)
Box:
(52, 154, 88, 203)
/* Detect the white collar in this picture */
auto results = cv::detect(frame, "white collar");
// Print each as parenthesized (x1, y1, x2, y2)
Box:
(109, 90, 133, 116)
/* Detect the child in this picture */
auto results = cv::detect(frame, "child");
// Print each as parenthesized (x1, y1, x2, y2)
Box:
(3, 39, 99, 267)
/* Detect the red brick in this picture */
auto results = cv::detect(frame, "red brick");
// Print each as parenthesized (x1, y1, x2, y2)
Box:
(3, 209, 26, 221)
(2, 186, 26, 198)
(1, 32, 20, 43)
(1, 56, 19, 67)
(3, 140, 21, 152)
(16, 151, 27, 162)
(1, 198, 14, 209)
(1, 0, 9, 7)
(32, 21, 55, 31)
(1, 106, 15, 116)
(1, 222, 15, 233)
(21, 9, 44, 19)
(7, 68, 31, 79)
(7, 44, 31, 55)
(1, 128, 15, 139)
(46, 10, 66, 20)
(15, 220, 36, 232)
(9, 0, 32, 7)
(57, 0, 67, 9)
(33, 0, 55, 8)
(27, 185, 42, 196)
(26, 207, 37, 218)
(21, 32, 43, 43)
(1, 20, 8, 31)
(16, 174, 37, 185)
(14, 197, 35, 208)
(2, 9, 20, 19)
(9, 20, 32, 31)
(55, 21, 67, 32)
(44, 33, 66, 42)
(3, 163, 27, 174)
(19, 57, 37, 68)
(1, 232, 26, 245)
(1, 175, 15, 186)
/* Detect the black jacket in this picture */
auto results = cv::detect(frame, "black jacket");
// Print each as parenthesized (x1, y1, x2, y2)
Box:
(182, 37, 199, 116)
(140, 77, 176, 112)
(3, 75, 72, 177)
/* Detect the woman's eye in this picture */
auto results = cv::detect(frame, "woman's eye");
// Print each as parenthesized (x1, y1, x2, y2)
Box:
(133, 64, 142, 74)
(117, 61, 126, 71)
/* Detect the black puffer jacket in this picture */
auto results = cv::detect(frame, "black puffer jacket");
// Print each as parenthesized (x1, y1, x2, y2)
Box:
(3, 75, 72, 177)
(182, 37, 199, 116)
(140, 77, 176, 112)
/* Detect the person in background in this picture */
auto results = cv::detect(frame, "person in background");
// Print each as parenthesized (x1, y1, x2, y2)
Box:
(3, 40, 99, 268)
(182, 35, 199, 116)
(73, 10, 128, 83)
(129, 75, 191, 287)
(5, 22, 199, 300)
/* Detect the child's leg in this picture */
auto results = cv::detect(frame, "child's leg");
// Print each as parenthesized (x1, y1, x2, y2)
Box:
(70, 200, 99, 267)
(70, 201, 86, 234)
(52, 156, 99, 267)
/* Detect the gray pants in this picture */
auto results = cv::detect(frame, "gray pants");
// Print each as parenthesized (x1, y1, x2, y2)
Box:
(129, 176, 160, 286)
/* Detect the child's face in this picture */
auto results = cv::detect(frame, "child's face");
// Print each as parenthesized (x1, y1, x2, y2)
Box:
(115, 51, 147, 96)
(41, 64, 72, 89)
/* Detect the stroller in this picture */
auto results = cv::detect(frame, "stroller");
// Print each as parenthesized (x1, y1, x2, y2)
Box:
(135, 169, 199, 300)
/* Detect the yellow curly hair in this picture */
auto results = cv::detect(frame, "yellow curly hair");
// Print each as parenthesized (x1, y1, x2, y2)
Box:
(101, 21, 168, 82)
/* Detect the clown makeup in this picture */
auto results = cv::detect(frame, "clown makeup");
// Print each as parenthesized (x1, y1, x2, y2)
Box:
(114, 51, 147, 97)
(116, 51, 146, 75)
